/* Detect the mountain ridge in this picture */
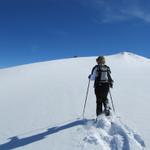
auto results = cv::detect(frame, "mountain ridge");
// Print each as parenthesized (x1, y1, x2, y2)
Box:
(0, 52, 149, 70)
(0, 52, 149, 149)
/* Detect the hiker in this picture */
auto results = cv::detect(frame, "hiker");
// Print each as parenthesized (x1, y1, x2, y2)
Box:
(88, 56, 113, 116)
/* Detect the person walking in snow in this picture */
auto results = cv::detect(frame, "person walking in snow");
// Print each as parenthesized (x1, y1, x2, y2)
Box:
(88, 56, 113, 116)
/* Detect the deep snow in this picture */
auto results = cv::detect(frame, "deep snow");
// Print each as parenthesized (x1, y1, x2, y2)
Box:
(82, 115, 145, 150)
(0, 52, 149, 150)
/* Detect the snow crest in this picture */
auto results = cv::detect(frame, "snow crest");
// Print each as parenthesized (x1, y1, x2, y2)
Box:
(81, 115, 145, 150)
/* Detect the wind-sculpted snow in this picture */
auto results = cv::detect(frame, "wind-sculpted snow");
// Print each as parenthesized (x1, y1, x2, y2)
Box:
(81, 115, 145, 150)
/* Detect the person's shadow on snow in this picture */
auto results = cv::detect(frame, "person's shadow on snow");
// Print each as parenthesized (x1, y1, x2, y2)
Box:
(0, 119, 87, 150)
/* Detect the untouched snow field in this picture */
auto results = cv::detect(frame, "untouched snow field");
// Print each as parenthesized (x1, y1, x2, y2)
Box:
(0, 52, 149, 150)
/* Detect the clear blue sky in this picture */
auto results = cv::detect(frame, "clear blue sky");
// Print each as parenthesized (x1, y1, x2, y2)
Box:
(0, 0, 150, 68)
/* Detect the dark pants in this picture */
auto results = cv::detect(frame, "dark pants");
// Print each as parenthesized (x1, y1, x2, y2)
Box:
(95, 83, 110, 116)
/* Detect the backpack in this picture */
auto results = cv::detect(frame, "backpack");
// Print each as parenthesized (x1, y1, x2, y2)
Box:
(94, 65, 112, 87)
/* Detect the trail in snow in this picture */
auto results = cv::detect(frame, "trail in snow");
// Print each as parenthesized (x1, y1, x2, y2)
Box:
(81, 115, 145, 150)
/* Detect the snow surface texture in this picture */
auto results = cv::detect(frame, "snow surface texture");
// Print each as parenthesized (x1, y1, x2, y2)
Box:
(0, 52, 149, 150)
(82, 115, 145, 150)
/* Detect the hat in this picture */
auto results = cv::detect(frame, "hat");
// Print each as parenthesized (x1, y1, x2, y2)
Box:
(96, 56, 105, 62)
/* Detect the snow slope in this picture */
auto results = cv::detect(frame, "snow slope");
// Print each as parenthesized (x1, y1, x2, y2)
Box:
(0, 52, 149, 150)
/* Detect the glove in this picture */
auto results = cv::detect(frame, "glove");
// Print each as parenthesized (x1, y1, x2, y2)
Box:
(109, 82, 113, 88)
(88, 74, 91, 79)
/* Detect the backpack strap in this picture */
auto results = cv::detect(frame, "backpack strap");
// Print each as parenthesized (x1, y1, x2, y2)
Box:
(106, 66, 113, 83)
(94, 65, 102, 87)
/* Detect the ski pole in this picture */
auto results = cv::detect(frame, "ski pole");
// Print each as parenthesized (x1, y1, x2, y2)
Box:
(82, 79, 90, 119)
(109, 90, 115, 113)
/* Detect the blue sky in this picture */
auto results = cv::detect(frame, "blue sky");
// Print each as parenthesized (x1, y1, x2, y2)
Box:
(0, 0, 150, 68)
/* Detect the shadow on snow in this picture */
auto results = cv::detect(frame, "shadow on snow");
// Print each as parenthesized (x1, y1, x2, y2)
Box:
(0, 119, 88, 150)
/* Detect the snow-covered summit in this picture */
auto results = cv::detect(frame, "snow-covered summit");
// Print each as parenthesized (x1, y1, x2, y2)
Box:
(0, 52, 149, 149)
(110, 51, 149, 62)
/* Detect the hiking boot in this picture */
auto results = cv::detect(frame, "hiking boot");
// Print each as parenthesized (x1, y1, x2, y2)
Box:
(104, 108, 110, 116)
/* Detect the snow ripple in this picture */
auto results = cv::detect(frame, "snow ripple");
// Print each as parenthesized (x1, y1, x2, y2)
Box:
(82, 115, 145, 150)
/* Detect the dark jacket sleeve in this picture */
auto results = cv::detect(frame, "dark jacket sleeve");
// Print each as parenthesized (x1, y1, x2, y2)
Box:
(91, 65, 98, 74)
(88, 65, 98, 80)
(107, 66, 113, 83)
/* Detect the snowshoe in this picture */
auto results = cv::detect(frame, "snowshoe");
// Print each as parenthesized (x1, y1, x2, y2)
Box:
(104, 108, 110, 116)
